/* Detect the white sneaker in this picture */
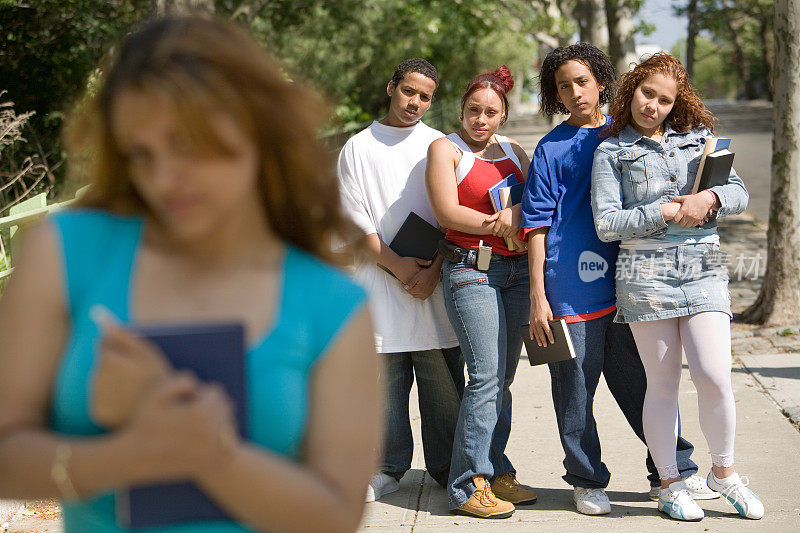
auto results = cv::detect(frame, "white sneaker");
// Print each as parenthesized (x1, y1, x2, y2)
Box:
(365, 472, 400, 502)
(649, 473, 720, 501)
(573, 487, 611, 515)
(657, 481, 704, 521)
(683, 473, 720, 500)
(706, 472, 764, 519)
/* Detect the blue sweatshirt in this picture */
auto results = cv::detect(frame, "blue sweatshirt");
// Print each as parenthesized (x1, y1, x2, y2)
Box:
(521, 119, 619, 317)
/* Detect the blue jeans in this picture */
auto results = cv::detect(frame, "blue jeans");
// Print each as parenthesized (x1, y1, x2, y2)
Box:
(442, 254, 530, 508)
(381, 346, 464, 488)
(549, 312, 698, 488)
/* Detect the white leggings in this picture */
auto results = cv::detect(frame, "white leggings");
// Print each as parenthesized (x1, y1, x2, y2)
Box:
(629, 311, 735, 481)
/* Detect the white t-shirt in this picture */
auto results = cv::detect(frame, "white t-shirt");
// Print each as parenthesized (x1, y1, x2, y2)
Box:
(337, 120, 459, 353)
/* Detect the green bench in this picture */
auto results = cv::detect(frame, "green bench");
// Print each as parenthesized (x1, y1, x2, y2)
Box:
(0, 187, 89, 280)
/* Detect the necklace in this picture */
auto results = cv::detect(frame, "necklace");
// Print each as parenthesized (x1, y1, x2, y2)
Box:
(458, 131, 498, 160)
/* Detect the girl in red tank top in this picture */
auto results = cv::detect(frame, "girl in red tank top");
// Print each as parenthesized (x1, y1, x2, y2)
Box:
(444, 132, 525, 254)
(425, 66, 535, 519)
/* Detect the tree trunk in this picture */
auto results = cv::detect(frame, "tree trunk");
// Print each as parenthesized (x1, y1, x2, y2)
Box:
(739, 0, 800, 325)
(535, 0, 581, 49)
(723, 2, 757, 99)
(758, 7, 775, 100)
(574, 0, 608, 48)
(605, 0, 638, 75)
(686, 0, 698, 79)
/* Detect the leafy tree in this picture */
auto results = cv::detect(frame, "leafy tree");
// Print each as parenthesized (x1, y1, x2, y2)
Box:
(673, 0, 774, 100)
(230, 1, 541, 131)
(0, 1, 151, 192)
(154, 0, 213, 13)
(671, 36, 740, 99)
(0, 0, 551, 183)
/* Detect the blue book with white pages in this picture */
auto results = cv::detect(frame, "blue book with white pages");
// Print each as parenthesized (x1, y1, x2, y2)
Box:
(487, 173, 521, 212)
(116, 322, 247, 529)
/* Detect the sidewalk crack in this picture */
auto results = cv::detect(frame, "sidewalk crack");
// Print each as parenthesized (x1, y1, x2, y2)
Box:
(409, 472, 425, 532)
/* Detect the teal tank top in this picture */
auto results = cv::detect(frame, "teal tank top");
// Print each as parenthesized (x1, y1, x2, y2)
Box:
(48, 210, 367, 532)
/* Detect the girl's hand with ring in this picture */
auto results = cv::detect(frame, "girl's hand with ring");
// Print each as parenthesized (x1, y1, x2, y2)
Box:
(485, 208, 515, 238)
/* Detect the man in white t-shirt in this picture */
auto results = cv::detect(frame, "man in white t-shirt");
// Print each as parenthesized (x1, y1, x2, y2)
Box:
(338, 58, 463, 502)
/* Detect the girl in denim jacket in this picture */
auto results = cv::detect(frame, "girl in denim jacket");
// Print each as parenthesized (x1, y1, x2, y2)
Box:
(591, 53, 763, 522)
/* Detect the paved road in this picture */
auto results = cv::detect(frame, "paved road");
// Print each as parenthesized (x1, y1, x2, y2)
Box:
(717, 130, 771, 223)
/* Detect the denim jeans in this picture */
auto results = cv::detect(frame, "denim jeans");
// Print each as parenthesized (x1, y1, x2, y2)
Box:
(441, 253, 530, 508)
(381, 346, 464, 488)
(549, 311, 698, 488)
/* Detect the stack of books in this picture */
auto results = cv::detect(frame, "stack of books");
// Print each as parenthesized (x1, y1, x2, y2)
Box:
(487, 174, 525, 250)
(692, 137, 734, 194)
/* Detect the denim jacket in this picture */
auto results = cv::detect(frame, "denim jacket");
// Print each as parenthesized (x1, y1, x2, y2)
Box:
(591, 124, 748, 243)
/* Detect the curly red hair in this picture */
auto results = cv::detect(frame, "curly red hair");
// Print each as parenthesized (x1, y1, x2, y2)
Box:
(605, 52, 716, 138)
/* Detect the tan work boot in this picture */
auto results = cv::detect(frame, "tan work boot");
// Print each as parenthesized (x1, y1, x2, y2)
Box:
(491, 472, 538, 505)
(453, 482, 515, 519)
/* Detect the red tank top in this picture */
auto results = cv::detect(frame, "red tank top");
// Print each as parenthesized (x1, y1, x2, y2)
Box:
(445, 133, 525, 256)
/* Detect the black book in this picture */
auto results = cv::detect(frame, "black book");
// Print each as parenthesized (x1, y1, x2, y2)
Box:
(520, 320, 577, 366)
(116, 322, 247, 529)
(388, 211, 445, 261)
(695, 149, 735, 193)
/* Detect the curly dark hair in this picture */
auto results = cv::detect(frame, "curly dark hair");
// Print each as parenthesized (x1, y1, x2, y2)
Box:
(538, 42, 616, 116)
(390, 57, 439, 92)
(605, 52, 716, 138)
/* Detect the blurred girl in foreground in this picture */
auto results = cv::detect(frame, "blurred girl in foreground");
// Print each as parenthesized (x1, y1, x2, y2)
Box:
(0, 16, 380, 533)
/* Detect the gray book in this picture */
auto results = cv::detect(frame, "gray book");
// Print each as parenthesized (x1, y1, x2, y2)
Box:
(520, 319, 577, 366)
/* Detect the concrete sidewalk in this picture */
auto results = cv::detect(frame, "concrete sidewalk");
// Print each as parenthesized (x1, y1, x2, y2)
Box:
(2, 354, 797, 532)
(358, 352, 800, 532)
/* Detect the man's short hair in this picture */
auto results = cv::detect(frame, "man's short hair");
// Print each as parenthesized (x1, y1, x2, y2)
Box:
(390, 57, 439, 92)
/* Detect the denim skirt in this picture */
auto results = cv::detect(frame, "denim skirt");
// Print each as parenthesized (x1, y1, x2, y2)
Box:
(614, 242, 731, 323)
